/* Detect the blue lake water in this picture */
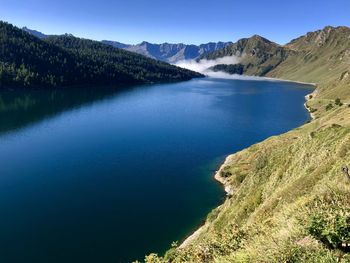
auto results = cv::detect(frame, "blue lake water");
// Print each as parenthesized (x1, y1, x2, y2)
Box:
(0, 77, 312, 262)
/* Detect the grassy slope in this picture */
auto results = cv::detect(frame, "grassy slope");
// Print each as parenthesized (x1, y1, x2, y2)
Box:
(267, 26, 350, 100)
(143, 27, 350, 263)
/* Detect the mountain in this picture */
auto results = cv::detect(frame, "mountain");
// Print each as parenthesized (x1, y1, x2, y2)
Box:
(204, 26, 350, 99)
(100, 40, 130, 49)
(145, 26, 350, 263)
(102, 40, 232, 63)
(203, 34, 291, 75)
(23, 27, 231, 63)
(22, 27, 48, 39)
(268, 26, 350, 99)
(0, 21, 202, 88)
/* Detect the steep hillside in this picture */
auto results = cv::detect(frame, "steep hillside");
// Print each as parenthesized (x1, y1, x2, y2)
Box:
(205, 35, 291, 76)
(267, 26, 350, 100)
(102, 41, 232, 63)
(146, 104, 350, 263)
(205, 26, 350, 100)
(144, 27, 350, 263)
(0, 21, 202, 88)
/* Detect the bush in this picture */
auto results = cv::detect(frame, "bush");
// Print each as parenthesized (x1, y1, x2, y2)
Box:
(331, 123, 342, 128)
(220, 167, 232, 178)
(308, 205, 350, 252)
(309, 108, 318, 113)
(326, 103, 334, 111)
(335, 98, 343, 106)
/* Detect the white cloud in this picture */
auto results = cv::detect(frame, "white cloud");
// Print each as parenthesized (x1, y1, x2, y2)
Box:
(175, 56, 241, 74)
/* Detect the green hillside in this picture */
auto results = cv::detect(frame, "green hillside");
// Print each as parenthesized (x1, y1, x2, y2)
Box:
(143, 27, 350, 263)
(0, 21, 202, 88)
(205, 26, 350, 100)
(267, 26, 350, 100)
(205, 35, 291, 76)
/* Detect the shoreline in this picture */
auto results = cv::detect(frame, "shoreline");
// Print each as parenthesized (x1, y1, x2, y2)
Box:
(179, 76, 317, 249)
(205, 72, 317, 87)
(304, 88, 319, 120)
(179, 156, 234, 249)
(262, 76, 317, 86)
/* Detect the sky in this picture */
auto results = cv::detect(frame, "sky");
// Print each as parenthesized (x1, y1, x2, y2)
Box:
(0, 0, 349, 45)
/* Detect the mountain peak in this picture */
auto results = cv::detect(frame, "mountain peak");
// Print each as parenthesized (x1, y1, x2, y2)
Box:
(22, 27, 48, 39)
(249, 34, 273, 44)
(140, 41, 150, 46)
(287, 25, 350, 51)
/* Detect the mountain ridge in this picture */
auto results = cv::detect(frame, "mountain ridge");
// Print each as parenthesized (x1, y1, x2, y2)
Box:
(204, 26, 350, 100)
(22, 26, 232, 63)
(102, 40, 233, 63)
(0, 21, 202, 88)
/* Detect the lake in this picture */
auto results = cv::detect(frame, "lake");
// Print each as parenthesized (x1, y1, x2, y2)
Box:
(0, 77, 312, 262)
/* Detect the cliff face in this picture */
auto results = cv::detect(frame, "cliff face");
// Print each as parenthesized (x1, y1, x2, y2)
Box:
(144, 27, 350, 263)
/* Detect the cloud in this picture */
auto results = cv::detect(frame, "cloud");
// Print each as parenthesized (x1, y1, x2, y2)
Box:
(175, 56, 240, 74)
(204, 71, 265, 80)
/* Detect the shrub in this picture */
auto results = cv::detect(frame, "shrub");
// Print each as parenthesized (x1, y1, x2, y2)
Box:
(220, 167, 232, 178)
(308, 214, 350, 251)
(309, 108, 318, 113)
(335, 98, 343, 106)
(326, 103, 334, 111)
(331, 123, 342, 128)
(234, 173, 246, 185)
(308, 202, 350, 252)
(310, 131, 316, 138)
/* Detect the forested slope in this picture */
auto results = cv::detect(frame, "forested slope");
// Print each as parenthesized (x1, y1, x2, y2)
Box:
(0, 21, 202, 88)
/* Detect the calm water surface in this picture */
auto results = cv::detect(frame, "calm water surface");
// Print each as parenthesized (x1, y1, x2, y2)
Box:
(0, 78, 312, 262)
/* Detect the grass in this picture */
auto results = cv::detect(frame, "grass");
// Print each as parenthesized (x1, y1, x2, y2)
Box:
(142, 108, 350, 263)
(140, 26, 350, 263)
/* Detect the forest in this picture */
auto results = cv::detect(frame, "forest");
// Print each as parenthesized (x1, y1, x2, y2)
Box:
(0, 21, 202, 88)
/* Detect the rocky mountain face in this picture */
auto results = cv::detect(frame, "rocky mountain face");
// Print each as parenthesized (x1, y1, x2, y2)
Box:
(102, 41, 232, 63)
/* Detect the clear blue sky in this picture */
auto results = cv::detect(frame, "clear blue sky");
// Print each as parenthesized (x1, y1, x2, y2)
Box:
(1, 0, 349, 45)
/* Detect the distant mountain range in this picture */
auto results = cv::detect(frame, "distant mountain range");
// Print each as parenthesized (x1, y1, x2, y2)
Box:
(21, 27, 232, 63)
(102, 41, 233, 63)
